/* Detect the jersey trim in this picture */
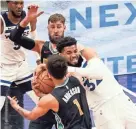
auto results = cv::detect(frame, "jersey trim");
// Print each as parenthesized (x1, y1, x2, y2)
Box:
(49, 43, 59, 54)
(55, 78, 69, 88)
(0, 80, 12, 87)
(14, 73, 33, 85)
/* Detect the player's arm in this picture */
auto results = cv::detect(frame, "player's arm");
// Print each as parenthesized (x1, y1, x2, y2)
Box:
(29, 13, 37, 39)
(0, 17, 4, 34)
(7, 94, 59, 120)
(68, 58, 104, 79)
(69, 46, 111, 79)
(9, 26, 44, 54)
(77, 43, 98, 60)
(9, 5, 44, 54)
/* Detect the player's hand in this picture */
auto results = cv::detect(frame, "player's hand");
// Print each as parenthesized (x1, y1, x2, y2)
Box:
(33, 88, 45, 98)
(36, 59, 41, 65)
(34, 64, 46, 77)
(32, 77, 40, 89)
(32, 78, 45, 97)
(26, 5, 44, 22)
(7, 96, 19, 109)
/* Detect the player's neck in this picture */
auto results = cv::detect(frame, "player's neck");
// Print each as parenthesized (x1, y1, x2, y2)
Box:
(53, 77, 67, 87)
(8, 12, 21, 24)
(51, 43, 56, 49)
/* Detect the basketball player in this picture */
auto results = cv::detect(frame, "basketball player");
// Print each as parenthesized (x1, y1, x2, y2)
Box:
(56, 37, 136, 129)
(9, 5, 92, 129)
(0, 1, 39, 129)
(8, 4, 68, 129)
(9, 5, 84, 66)
(8, 55, 92, 129)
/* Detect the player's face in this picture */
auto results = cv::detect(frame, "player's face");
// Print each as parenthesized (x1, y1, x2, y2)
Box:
(60, 45, 80, 65)
(8, 1, 24, 18)
(48, 21, 66, 44)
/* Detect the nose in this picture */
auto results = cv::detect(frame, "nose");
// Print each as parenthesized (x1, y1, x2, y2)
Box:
(71, 53, 76, 58)
(54, 27, 59, 33)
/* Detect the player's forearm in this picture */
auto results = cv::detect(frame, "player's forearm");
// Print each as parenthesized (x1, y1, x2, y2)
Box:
(14, 105, 34, 120)
(68, 58, 105, 79)
(30, 20, 36, 32)
(30, 20, 37, 39)
(20, 17, 31, 28)
(9, 25, 36, 50)
(68, 67, 103, 79)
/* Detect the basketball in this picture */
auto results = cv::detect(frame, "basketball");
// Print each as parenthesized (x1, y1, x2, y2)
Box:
(36, 70, 55, 94)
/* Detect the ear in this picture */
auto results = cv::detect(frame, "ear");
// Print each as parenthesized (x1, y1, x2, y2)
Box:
(47, 72, 51, 79)
(64, 25, 66, 30)
(47, 25, 49, 30)
(59, 53, 64, 57)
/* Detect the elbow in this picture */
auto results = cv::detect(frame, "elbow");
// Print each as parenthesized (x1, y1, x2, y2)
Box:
(25, 115, 37, 121)
(9, 33, 14, 41)
(9, 31, 16, 42)
(82, 48, 98, 61)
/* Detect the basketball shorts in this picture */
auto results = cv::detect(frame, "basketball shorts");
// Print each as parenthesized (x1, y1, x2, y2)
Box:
(0, 61, 33, 108)
(93, 93, 136, 129)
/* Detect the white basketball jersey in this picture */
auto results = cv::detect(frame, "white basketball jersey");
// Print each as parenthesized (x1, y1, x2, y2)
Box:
(80, 58, 124, 111)
(0, 11, 30, 64)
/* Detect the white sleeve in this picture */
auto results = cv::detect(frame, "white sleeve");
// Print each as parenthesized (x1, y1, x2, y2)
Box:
(68, 58, 111, 79)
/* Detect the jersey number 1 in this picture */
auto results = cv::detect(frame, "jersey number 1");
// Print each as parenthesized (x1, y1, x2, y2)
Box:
(73, 99, 84, 116)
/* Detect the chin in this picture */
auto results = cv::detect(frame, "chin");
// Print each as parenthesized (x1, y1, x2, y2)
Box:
(72, 62, 78, 65)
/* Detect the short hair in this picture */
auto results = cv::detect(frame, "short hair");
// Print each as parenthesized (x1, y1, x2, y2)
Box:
(48, 13, 65, 24)
(47, 55, 67, 79)
(56, 36, 77, 53)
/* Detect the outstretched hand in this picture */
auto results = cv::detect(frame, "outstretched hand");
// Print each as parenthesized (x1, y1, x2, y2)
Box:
(34, 64, 47, 77)
(32, 77, 45, 97)
(7, 96, 19, 109)
(26, 5, 44, 22)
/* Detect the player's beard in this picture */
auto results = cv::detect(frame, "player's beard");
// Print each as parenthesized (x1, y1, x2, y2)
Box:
(11, 10, 22, 18)
(49, 34, 64, 44)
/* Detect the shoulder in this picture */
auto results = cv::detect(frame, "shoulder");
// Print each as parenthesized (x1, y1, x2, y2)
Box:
(38, 94, 59, 112)
(42, 41, 50, 47)
(69, 76, 81, 85)
(0, 11, 8, 22)
(34, 40, 46, 52)
(39, 94, 58, 106)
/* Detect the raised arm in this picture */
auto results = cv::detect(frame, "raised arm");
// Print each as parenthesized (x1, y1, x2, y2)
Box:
(0, 17, 4, 34)
(9, 5, 44, 54)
